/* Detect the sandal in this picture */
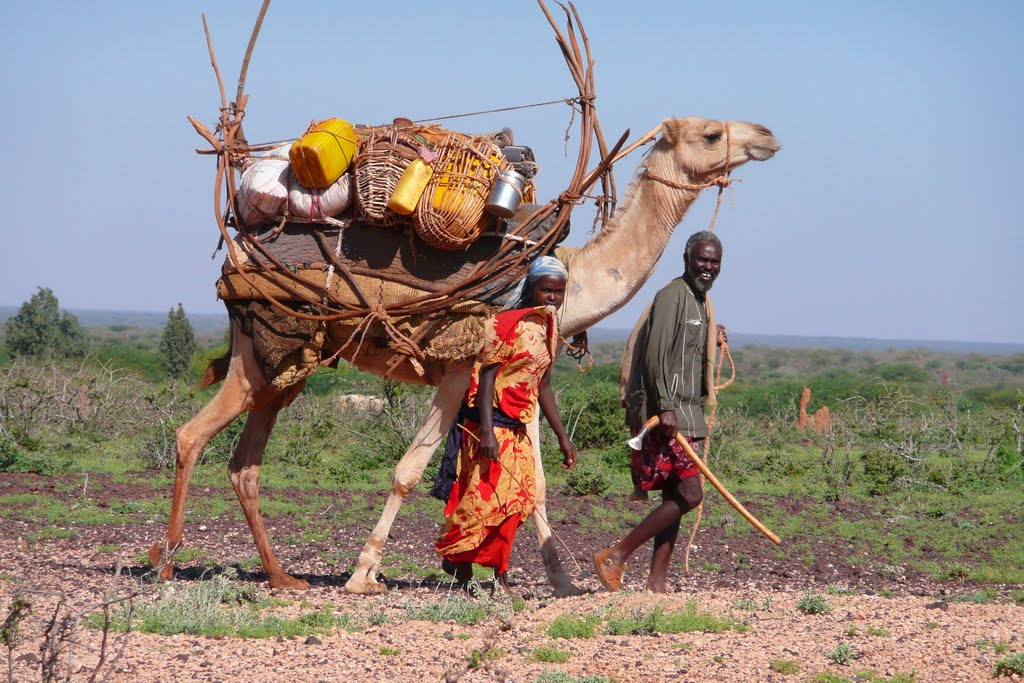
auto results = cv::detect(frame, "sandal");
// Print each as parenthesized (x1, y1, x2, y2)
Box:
(593, 547, 625, 592)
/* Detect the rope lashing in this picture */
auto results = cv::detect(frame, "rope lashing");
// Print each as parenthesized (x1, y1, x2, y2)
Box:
(410, 96, 586, 125)
(561, 331, 593, 373)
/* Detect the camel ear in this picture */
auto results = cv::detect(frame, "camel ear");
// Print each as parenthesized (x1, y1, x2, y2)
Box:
(660, 118, 682, 145)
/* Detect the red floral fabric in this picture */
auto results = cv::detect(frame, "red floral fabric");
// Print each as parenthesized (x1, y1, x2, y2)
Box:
(435, 307, 556, 571)
(630, 432, 701, 491)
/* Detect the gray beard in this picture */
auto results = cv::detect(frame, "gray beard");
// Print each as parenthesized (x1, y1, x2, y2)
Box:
(686, 273, 714, 294)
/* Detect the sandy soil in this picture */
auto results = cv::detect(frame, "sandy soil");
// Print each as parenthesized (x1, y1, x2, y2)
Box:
(1, 472, 1022, 682)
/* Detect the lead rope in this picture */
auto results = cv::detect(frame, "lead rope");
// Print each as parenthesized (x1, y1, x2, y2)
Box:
(683, 335, 735, 572)
(682, 124, 735, 573)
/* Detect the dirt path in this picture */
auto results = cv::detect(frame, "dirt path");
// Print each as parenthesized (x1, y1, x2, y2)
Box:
(1, 529, 1022, 681)
(1, 471, 1023, 681)
(1, 549, 1020, 683)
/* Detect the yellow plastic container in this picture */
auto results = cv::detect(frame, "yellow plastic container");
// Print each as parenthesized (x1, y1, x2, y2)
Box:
(289, 118, 358, 189)
(386, 158, 433, 215)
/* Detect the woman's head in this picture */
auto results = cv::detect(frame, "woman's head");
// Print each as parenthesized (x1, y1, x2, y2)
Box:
(521, 256, 568, 308)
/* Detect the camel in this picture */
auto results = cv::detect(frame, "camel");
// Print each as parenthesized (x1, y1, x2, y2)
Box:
(148, 116, 780, 595)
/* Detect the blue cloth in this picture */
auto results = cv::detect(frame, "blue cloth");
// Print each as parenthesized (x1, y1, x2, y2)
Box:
(429, 402, 525, 502)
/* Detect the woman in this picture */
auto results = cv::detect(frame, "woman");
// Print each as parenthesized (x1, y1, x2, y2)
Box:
(434, 256, 577, 594)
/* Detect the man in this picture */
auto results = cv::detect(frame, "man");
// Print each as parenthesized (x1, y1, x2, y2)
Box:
(595, 230, 726, 593)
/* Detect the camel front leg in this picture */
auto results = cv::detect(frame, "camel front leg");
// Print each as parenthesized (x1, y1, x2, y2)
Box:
(345, 362, 471, 594)
(528, 415, 585, 597)
(229, 382, 307, 590)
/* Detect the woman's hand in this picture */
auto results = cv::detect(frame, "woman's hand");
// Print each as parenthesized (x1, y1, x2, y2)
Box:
(559, 436, 578, 469)
(478, 428, 500, 461)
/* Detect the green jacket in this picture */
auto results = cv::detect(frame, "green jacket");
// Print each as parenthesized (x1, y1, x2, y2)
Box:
(620, 278, 717, 438)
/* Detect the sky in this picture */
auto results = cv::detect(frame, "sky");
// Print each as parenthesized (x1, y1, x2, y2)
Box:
(2, 1, 1022, 344)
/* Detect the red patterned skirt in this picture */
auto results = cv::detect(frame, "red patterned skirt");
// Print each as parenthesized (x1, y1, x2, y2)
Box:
(630, 431, 701, 491)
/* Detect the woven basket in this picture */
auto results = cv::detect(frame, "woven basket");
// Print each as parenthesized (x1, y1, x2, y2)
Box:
(354, 127, 422, 226)
(415, 135, 507, 251)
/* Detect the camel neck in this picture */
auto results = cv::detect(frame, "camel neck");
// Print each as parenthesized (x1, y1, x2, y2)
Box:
(559, 145, 702, 334)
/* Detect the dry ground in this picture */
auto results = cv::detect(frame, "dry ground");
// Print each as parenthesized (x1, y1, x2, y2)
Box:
(1, 471, 1022, 682)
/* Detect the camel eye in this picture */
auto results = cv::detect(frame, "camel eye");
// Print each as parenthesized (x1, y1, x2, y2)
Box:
(703, 132, 722, 145)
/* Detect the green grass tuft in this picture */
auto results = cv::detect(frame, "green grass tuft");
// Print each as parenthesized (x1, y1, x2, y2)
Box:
(796, 592, 831, 615)
(545, 613, 601, 639)
(533, 673, 613, 683)
(530, 646, 572, 663)
(92, 572, 351, 638)
(994, 653, 1024, 677)
(404, 595, 490, 626)
(825, 641, 858, 665)
(769, 659, 800, 674)
(605, 602, 747, 635)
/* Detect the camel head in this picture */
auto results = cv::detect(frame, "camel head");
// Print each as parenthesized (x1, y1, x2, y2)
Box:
(559, 116, 780, 335)
(657, 117, 780, 180)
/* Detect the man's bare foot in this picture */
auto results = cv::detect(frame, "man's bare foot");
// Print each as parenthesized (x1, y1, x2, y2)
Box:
(593, 547, 626, 592)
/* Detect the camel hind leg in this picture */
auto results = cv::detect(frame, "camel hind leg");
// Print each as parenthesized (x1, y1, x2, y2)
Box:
(228, 381, 307, 589)
(149, 325, 272, 580)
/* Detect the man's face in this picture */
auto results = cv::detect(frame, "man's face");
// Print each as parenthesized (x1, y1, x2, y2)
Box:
(685, 241, 722, 293)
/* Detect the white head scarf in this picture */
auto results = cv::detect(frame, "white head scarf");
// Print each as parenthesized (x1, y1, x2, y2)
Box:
(504, 255, 568, 308)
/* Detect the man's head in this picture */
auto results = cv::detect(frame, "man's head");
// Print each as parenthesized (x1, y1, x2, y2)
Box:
(683, 230, 723, 294)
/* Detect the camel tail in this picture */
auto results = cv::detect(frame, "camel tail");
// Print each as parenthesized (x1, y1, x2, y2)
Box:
(196, 349, 231, 389)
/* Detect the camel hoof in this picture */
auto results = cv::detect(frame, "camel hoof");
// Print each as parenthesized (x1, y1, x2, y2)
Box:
(344, 573, 388, 595)
(148, 544, 175, 581)
(269, 575, 310, 591)
(552, 582, 588, 598)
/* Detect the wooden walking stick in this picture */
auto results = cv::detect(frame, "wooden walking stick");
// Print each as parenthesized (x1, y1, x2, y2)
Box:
(632, 415, 782, 545)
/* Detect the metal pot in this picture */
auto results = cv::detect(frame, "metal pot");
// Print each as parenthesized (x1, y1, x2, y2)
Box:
(484, 169, 527, 219)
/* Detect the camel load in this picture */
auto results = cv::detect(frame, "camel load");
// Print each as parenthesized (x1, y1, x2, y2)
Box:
(236, 117, 541, 249)
(218, 115, 571, 386)
(195, 1, 627, 386)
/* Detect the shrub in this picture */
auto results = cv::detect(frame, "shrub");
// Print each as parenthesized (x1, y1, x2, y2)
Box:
(825, 641, 858, 665)
(862, 448, 910, 496)
(993, 420, 1023, 479)
(554, 378, 627, 449)
(0, 448, 72, 475)
(534, 673, 612, 683)
(100, 571, 346, 638)
(796, 592, 831, 615)
(353, 380, 435, 468)
(605, 603, 746, 635)
(564, 461, 612, 496)
(404, 596, 489, 626)
(874, 363, 929, 384)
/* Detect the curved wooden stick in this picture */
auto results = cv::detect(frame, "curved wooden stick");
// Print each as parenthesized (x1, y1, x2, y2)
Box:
(638, 416, 782, 545)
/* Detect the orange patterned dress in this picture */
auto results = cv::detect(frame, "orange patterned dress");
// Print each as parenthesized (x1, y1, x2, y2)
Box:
(435, 306, 557, 572)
